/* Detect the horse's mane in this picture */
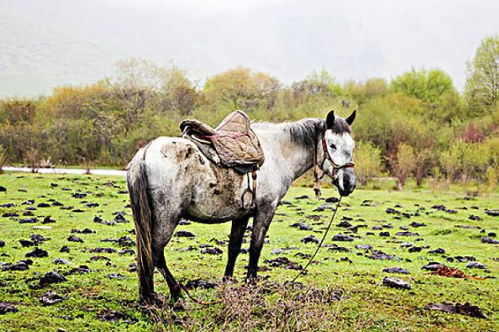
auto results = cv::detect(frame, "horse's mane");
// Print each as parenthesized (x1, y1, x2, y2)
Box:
(252, 117, 351, 149)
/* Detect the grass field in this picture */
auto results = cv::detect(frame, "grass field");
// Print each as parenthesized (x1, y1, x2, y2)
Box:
(0, 172, 497, 331)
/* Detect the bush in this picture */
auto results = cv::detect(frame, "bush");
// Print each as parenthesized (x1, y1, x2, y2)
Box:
(354, 141, 382, 185)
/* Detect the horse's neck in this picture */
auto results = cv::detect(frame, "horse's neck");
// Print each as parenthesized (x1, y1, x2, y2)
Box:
(258, 129, 316, 181)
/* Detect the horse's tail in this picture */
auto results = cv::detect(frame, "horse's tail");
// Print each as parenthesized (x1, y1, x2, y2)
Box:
(127, 152, 155, 303)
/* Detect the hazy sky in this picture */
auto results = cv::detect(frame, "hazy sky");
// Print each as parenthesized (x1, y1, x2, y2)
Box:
(1, 0, 498, 96)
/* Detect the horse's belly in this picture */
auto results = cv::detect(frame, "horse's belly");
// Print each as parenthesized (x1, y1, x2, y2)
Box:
(186, 167, 251, 223)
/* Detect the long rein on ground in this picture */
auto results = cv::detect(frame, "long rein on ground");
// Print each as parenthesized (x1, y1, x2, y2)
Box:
(174, 136, 354, 306)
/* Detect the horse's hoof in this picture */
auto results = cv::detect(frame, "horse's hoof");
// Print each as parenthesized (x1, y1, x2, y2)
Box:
(172, 303, 185, 312)
(222, 276, 238, 283)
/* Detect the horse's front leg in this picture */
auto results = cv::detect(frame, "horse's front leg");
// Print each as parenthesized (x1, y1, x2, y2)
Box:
(223, 216, 250, 280)
(247, 203, 277, 279)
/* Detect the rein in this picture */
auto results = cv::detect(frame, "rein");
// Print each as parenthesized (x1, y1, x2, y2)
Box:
(290, 196, 342, 283)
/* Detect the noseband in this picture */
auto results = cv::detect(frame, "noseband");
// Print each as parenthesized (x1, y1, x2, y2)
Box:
(312, 136, 355, 198)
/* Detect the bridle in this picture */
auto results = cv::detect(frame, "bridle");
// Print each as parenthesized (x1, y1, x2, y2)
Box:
(312, 134, 355, 198)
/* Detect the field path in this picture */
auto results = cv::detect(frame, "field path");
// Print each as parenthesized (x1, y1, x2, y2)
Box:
(2, 166, 126, 176)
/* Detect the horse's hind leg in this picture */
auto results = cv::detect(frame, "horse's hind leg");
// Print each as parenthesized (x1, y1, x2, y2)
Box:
(151, 204, 183, 301)
(154, 248, 182, 301)
(224, 216, 250, 279)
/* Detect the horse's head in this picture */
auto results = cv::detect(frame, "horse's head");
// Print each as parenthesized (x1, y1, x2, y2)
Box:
(318, 110, 356, 196)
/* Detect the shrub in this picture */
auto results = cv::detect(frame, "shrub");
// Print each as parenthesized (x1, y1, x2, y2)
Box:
(354, 141, 382, 186)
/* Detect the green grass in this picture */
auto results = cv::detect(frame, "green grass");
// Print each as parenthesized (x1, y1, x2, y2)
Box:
(0, 172, 497, 331)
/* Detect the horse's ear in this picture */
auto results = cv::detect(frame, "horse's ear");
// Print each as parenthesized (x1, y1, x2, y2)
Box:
(326, 110, 335, 129)
(346, 110, 356, 126)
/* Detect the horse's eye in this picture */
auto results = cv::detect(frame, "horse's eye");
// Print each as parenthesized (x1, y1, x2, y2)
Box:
(330, 143, 337, 150)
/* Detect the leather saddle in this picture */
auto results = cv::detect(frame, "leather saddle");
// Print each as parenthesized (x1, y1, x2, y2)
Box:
(180, 110, 265, 174)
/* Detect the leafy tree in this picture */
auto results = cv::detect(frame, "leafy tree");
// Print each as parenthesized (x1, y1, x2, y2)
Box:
(392, 143, 415, 190)
(344, 78, 388, 106)
(465, 35, 499, 116)
(203, 67, 280, 110)
(391, 68, 455, 103)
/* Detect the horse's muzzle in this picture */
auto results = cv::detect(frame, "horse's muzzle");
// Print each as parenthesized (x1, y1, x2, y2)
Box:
(333, 170, 356, 197)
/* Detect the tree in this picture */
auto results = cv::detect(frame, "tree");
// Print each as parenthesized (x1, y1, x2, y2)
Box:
(465, 36, 499, 116)
(203, 67, 280, 110)
(392, 143, 415, 190)
(391, 68, 455, 103)
(354, 141, 382, 185)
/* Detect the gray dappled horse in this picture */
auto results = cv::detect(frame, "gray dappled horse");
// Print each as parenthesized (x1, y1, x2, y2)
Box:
(127, 110, 356, 303)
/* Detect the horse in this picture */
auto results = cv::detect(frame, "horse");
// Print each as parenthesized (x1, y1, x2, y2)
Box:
(126, 110, 356, 303)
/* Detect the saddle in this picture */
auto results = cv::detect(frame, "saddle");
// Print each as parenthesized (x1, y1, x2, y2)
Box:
(180, 110, 265, 174)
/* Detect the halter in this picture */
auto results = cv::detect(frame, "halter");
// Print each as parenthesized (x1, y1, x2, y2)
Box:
(313, 135, 355, 198)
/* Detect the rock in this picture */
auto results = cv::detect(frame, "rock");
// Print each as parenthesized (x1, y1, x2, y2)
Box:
(200, 247, 223, 255)
(1, 261, 29, 271)
(382, 277, 411, 290)
(484, 210, 499, 217)
(60, 246, 70, 253)
(325, 196, 339, 203)
(368, 250, 395, 260)
(468, 215, 482, 221)
(178, 219, 191, 225)
(466, 262, 486, 269)
(432, 204, 446, 211)
(19, 217, 38, 224)
(383, 267, 410, 274)
(71, 192, 86, 199)
(37, 203, 51, 208)
(0, 240, 4, 247)
(326, 244, 350, 252)
(106, 273, 126, 279)
(39, 291, 66, 306)
(301, 235, 319, 244)
(313, 204, 332, 212)
(185, 279, 217, 289)
(332, 234, 353, 241)
(42, 216, 56, 224)
(174, 230, 196, 238)
(89, 247, 116, 253)
(67, 235, 83, 243)
(53, 258, 70, 265)
(409, 222, 426, 227)
(264, 257, 302, 270)
(372, 225, 382, 230)
(2, 213, 18, 218)
(336, 221, 352, 228)
(355, 244, 372, 250)
(408, 246, 423, 253)
(68, 265, 91, 275)
(0, 302, 18, 314)
(113, 212, 128, 223)
(40, 271, 66, 286)
(26, 247, 48, 258)
(385, 208, 400, 214)
(96, 309, 137, 324)
(400, 242, 413, 248)
(379, 231, 390, 237)
(290, 222, 312, 231)
(295, 195, 310, 200)
(128, 262, 137, 272)
(481, 237, 499, 244)
(119, 249, 134, 255)
(396, 231, 419, 236)
(428, 248, 445, 254)
(426, 302, 485, 318)
(421, 262, 443, 271)
(101, 236, 135, 247)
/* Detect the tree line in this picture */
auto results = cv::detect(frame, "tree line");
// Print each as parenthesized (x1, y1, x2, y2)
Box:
(0, 36, 497, 190)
